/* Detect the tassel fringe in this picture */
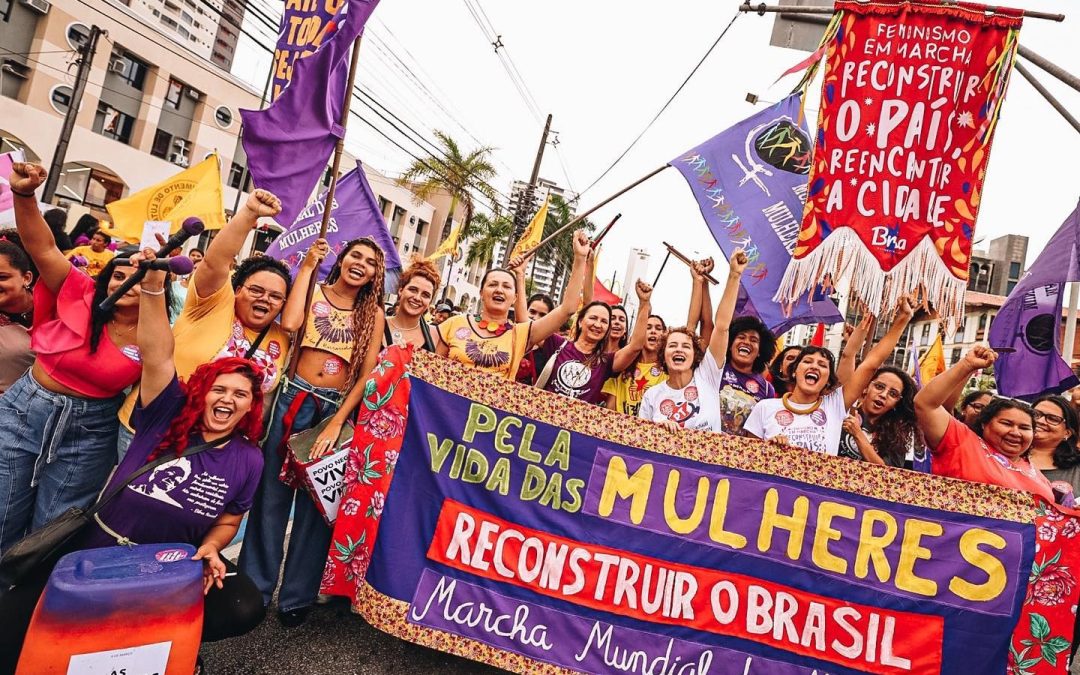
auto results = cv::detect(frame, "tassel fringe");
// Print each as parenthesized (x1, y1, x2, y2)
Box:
(774, 229, 966, 337)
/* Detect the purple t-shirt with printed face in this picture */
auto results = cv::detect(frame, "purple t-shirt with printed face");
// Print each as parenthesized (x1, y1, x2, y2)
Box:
(82, 376, 263, 548)
(540, 335, 614, 404)
(719, 364, 775, 434)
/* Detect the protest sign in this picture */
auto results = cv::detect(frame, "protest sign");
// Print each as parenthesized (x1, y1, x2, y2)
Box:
(323, 348, 1080, 674)
(774, 0, 1023, 332)
(671, 95, 842, 334)
(271, 0, 343, 101)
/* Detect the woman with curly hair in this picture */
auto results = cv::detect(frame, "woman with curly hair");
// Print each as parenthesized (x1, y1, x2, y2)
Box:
(769, 345, 802, 397)
(0, 246, 265, 670)
(1027, 394, 1080, 505)
(0, 163, 174, 553)
(639, 251, 747, 433)
(0, 235, 36, 394)
(383, 257, 442, 351)
(838, 366, 928, 470)
(239, 236, 385, 627)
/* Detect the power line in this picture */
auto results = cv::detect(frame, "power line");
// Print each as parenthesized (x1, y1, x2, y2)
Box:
(577, 11, 741, 200)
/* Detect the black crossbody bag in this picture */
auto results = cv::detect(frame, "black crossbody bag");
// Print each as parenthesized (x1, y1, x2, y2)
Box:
(0, 439, 220, 587)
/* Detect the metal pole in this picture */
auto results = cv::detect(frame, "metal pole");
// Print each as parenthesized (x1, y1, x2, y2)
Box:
(737, 2, 1064, 21)
(43, 25, 102, 203)
(286, 36, 363, 379)
(504, 114, 552, 264)
(1065, 283, 1079, 370)
(1014, 62, 1080, 135)
(521, 164, 669, 260)
(651, 249, 672, 287)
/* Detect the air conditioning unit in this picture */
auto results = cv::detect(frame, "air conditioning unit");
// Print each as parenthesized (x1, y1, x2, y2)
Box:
(169, 153, 190, 167)
(108, 58, 127, 74)
(20, 0, 50, 14)
(186, 88, 201, 100)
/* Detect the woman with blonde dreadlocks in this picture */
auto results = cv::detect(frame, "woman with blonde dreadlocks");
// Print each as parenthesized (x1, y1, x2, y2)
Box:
(238, 237, 385, 627)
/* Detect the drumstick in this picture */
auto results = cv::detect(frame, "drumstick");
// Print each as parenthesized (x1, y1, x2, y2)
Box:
(662, 241, 720, 285)
(590, 214, 621, 249)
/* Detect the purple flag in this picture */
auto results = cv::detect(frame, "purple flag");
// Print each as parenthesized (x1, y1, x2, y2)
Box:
(989, 203, 1080, 400)
(671, 95, 842, 334)
(270, 0, 342, 101)
(240, 0, 380, 229)
(266, 165, 402, 294)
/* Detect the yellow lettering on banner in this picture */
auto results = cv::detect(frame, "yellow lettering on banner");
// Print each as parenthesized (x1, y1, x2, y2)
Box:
(708, 479, 747, 549)
(461, 449, 488, 485)
(757, 488, 809, 560)
(323, 0, 343, 14)
(949, 529, 1007, 601)
(597, 456, 652, 525)
(663, 470, 709, 534)
(286, 14, 304, 43)
(462, 403, 496, 443)
(854, 509, 898, 582)
(427, 433, 455, 473)
(284, 0, 305, 10)
(546, 431, 571, 470)
(896, 519, 943, 596)
(813, 501, 856, 574)
(493, 416, 520, 455)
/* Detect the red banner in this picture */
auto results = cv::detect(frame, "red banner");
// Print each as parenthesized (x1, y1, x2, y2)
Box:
(775, 0, 1022, 330)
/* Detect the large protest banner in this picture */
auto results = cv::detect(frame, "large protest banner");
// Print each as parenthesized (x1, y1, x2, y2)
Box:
(323, 348, 1080, 674)
(271, 0, 343, 101)
(774, 0, 1023, 332)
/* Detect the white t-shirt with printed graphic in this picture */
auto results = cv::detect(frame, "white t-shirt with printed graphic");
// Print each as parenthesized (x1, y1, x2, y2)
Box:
(639, 351, 725, 433)
(743, 388, 846, 455)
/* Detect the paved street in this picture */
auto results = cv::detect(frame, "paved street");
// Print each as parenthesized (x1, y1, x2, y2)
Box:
(200, 597, 507, 675)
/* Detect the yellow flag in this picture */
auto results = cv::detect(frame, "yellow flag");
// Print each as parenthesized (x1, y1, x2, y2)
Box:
(510, 196, 548, 259)
(104, 155, 227, 243)
(428, 222, 462, 261)
(920, 334, 946, 384)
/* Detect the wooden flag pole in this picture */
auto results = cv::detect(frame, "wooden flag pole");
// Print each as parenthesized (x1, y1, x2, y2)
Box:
(287, 36, 364, 379)
(662, 241, 721, 285)
(736, 2, 1064, 22)
(519, 164, 669, 261)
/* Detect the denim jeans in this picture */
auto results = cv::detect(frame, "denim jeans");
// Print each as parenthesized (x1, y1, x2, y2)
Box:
(116, 425, 135, 463)
(0, 371, 122, 554)
(238, 375, 340, 612)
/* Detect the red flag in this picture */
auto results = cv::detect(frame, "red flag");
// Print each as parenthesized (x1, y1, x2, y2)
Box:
(593, 279, 620, 305)
(810, 323, 826, 347)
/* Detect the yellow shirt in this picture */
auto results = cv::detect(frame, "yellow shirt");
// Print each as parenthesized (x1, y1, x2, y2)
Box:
(301, 285, 355, 362)
(118, 277, 290, 430)
(439, 314, 531, 380)
(601, 361, 667, 417)
(69, 246, 115, 278)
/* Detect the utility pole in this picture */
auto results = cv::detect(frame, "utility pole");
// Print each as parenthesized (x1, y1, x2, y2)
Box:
(43, 25, 103, 203)
(503, 113, 552, 265)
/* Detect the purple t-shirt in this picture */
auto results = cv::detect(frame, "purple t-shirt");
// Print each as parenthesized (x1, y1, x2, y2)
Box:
(83, 376, 263, 548)
(719, 364, 775, 434)
(539, 335, 614, 404)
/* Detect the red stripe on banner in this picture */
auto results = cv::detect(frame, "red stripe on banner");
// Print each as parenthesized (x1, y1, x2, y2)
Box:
(427, 499, 944, 674)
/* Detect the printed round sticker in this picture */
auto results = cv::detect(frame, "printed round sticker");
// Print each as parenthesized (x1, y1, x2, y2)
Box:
(774, 410, 795, 427)
(324, 356, 342, 375)
(267, 340, 282, 359)
(684, 386, 699, 403)
(746, 380, 760, 394)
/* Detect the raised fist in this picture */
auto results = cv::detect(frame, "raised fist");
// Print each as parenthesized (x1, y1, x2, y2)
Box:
(9, 162, 47, 195)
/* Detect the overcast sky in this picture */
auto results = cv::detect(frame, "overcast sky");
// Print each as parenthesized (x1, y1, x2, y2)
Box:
(233, 0, 1079, 324)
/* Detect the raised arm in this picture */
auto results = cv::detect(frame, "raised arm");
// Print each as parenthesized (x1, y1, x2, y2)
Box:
(915, 346, 996, 450)
(135, 248, 175, 405)
(612, 281, 653, 372)
(194, 189, 281, 298)
(528, 230, 591, 348)
(837, 314, 873, 385)
(686, 261, 704, 335)
(512, 259, 528, 323)
(9, 163, 72, 292)
(280, 238, 328, 333)
(842, 296, 916, 410)
(581, 248, 595, 306)
(699, 258, 716, 344)
(708, 250, 748, 366)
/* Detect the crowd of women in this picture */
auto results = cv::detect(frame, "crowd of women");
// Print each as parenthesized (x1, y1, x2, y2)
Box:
(1, 159, 1080, 671)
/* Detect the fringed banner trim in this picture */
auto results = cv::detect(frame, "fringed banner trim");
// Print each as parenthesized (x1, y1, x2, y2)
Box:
(774, 228, 967, 336)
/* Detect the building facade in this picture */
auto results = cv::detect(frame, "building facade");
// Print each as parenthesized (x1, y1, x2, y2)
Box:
(968, 234, 1028, 296)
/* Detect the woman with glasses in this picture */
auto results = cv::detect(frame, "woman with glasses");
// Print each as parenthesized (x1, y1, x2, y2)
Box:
(955, 389, 993, 429)
(240, 237, 386, 628)
(1027, 395, 1080, 506)
(915, 346, 1056, 501)
(837, 366, 927, 470)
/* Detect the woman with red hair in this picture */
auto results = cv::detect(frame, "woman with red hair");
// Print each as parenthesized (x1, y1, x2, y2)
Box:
(0, 248, 266, 669)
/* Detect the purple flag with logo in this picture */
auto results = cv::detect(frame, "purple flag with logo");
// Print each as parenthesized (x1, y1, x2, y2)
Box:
(266, 165, 401, 293)
(240, 0, 380, 229)
(989, 202, 1080, 400)
(671, 95, 841, 334)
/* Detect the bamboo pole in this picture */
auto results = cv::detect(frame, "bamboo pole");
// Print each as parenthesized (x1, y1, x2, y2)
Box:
(286, 36, 364, 379)
(737, 1, 1063, 22)
(519, 164, 669, 260)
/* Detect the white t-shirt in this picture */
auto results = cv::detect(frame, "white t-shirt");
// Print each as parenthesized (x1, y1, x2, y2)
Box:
(639, 351, 726, 433)
(743, 388, 847, 455)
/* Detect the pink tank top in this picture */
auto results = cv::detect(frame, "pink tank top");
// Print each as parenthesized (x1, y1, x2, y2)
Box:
(31, 268, 142, 398)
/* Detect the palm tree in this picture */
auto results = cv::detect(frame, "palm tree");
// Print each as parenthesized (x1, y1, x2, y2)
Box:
(398, 130, 500, 244)
(465, 212, 513, 270)
(538, 195, 595, 287)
